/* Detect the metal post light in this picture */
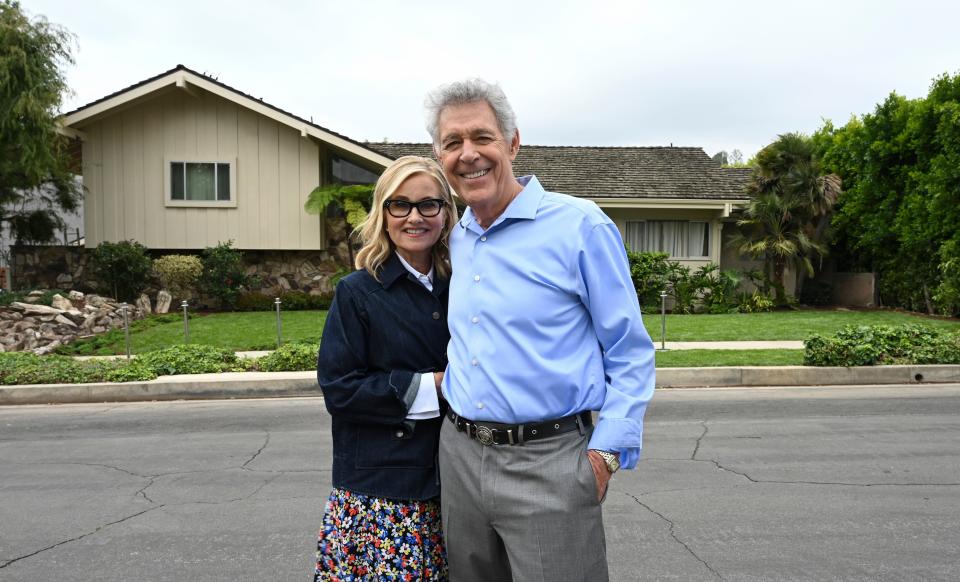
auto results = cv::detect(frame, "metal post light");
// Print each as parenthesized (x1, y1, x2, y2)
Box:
(121, 303, 131, 360)
(274, 297, 283, 348)
(659, 290, 668, 351)
(181, 300, 190, 343)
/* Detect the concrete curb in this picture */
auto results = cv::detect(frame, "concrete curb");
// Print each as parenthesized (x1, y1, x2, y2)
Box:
(0, 372, 320, 405)
(2, 365, 960, 405)
(657, 364, 960, 388)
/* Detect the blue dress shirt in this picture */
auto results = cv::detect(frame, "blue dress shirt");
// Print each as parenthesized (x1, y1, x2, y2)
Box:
(443, 175, 656, 469)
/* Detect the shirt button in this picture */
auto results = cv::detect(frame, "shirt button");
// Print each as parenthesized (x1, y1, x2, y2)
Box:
(432, 312, 440, 320)
(471, 316, 479, 324)
(471, 358, 478, 366)
(480, 236, 487, 242)
(474, 275, 480, 282)
(476, 402, 484, 409)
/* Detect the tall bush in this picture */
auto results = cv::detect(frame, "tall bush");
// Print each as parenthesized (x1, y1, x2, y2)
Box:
(153, 254, 202, 301)
(200, 241, 248, 310)
(90, 240, 153, 301)
(626, 251, 671, 309)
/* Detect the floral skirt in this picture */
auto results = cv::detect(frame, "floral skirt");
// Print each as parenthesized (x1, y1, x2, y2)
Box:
(314, 487, 447, 581)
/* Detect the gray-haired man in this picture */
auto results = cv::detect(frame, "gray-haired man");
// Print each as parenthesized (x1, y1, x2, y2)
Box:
(426, 79, 656, 581)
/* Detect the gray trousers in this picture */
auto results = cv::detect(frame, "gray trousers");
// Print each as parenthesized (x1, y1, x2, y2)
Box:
(439, 417, 609, 582)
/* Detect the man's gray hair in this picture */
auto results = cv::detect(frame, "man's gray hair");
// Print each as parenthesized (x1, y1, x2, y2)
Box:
(425, 79, 518, 146)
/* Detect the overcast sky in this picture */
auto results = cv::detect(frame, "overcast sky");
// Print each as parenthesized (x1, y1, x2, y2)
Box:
(28, 0, 960, 160)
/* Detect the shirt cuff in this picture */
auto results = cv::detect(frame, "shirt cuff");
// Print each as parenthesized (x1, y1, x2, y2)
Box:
(405, 372, 441, 420)
(588, 417, 643, 469)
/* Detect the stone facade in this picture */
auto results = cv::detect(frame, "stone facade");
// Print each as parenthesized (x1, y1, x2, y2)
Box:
(8, 217, 354, 299)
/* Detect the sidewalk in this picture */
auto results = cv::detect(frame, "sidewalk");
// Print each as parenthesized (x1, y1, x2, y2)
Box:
(2, 361, 958, 405)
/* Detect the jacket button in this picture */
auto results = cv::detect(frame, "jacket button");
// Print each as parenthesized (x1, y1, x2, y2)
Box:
(432, 312, 440, 320)
(395, 430, 404, 438)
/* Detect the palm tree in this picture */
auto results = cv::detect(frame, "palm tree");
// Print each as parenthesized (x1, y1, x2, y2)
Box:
(304, 183, 374, 269)
(732, 133, 842, 305)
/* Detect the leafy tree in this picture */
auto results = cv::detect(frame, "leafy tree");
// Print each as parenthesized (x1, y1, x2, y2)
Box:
(0, 1, 81, 246)
(90, 241, 153, 302)
(304, 183, 373, 268)
(731, 133, 841, 305)
(816, 73, 960, 315)
(712, 148, 749, 168)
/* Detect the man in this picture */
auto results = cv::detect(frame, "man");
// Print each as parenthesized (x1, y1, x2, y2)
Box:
(426, 79, 656, 581)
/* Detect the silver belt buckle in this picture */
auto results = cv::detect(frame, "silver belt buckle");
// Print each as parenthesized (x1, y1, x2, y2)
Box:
(475, 425, 495, 446)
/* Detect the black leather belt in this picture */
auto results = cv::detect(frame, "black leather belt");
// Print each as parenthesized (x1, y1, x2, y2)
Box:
(446, 409, 592, 446)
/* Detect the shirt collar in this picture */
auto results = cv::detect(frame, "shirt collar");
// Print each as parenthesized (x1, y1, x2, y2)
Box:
(378, 253, 409, 289)
(395, 251, 434, 286)
(458, 175, 545, 231)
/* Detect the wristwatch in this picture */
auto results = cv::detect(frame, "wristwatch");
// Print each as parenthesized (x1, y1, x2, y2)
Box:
(593, 450, 620, 474)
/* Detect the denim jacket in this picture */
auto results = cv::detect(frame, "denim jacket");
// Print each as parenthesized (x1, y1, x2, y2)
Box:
(317, 254, 449, 500)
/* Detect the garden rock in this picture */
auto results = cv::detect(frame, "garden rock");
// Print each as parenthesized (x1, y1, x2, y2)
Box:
(156, 290, 172, 314)
(11, 302, 62, 316)
(137, 293, 152, 315)
(0, 290, 144, 354)
(51, 294, 74, 311)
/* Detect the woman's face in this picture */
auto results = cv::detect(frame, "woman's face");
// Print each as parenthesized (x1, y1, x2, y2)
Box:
(384, 173, 447, 270)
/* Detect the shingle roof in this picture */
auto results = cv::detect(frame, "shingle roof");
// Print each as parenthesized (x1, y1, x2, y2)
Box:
(368, 143, 751, 200)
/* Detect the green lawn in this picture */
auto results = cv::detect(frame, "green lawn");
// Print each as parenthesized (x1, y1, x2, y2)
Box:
(59, 311, 328, 355)
(642, 309, 960, 341)
(59, 307, 959, 357)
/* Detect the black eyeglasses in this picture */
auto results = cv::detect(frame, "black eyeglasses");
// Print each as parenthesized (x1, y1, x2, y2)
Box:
(383, 198, 446, 218)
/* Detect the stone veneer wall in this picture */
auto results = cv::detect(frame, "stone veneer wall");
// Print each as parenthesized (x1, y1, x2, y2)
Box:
(10, 241, 352, 298)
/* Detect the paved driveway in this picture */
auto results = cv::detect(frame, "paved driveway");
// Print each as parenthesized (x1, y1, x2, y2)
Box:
(1, 385, 959, 581)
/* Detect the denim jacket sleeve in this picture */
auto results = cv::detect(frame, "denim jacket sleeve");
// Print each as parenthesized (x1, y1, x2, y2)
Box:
(317, 277, 416, 426)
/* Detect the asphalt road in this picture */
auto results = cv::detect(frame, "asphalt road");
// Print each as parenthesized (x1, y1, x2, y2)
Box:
(1, 384, 959, 581)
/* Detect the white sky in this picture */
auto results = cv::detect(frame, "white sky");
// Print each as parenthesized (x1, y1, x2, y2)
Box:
(27, 0, 960, 160)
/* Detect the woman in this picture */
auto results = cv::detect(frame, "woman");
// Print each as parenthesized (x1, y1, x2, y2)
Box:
(314, 156, 459, 581)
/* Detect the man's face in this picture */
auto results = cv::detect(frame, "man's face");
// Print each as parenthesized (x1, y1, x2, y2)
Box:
(435, 100, 520, 223)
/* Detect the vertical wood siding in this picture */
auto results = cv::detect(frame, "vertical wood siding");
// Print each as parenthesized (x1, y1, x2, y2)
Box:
(81, 89, 325, 250)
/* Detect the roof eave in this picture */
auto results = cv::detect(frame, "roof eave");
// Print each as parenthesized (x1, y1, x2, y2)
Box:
(60, 66, 393, 168)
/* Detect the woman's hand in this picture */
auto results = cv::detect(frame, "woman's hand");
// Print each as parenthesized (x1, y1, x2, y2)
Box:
(433, 371, 445, 400)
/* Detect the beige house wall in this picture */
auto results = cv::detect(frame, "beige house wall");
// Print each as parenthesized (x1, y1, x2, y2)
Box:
(602, 206, 725, 268)
(81, 90, 324, 250)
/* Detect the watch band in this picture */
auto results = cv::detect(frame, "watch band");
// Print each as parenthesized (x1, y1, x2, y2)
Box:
(594, 449, 620, 474)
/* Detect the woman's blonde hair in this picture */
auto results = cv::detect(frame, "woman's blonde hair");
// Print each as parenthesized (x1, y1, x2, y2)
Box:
(354, 156, 459, 279)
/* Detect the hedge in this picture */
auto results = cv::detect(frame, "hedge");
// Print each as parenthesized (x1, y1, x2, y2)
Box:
(804, 324, 960, 366)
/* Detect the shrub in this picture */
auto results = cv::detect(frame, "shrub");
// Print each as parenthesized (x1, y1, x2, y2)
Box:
(136, 344, 240, 375)
(253, 342, 318, 372)
(200, 241, 248, 310)
(235, 290, 334, 312)
(0, 353, 113, 385)
(234, 292, 275, 312)
(804, 324, 960, 366)
(153, 254, 202, 301)
(626, 251, 671, 309)
(736, 290, 775, 313)
(701, 269, 742, 314)
(91, 240, 153, 301)
(281, 290, 334, 311)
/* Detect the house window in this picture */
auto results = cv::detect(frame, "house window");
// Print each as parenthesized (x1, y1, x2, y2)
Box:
(331, 156, 380, 185)
(165, 159, 237, 207)
(625, 220, 710, 258)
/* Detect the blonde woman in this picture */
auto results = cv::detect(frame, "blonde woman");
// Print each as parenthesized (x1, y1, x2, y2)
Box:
(315, 156, 458, 581)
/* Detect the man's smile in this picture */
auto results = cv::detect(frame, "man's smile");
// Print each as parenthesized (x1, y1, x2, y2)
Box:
(461, 168, 490, 179)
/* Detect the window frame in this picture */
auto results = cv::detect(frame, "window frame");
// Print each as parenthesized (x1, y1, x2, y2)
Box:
(625, 219, 712, 259)
(164, 158, 238, 208)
